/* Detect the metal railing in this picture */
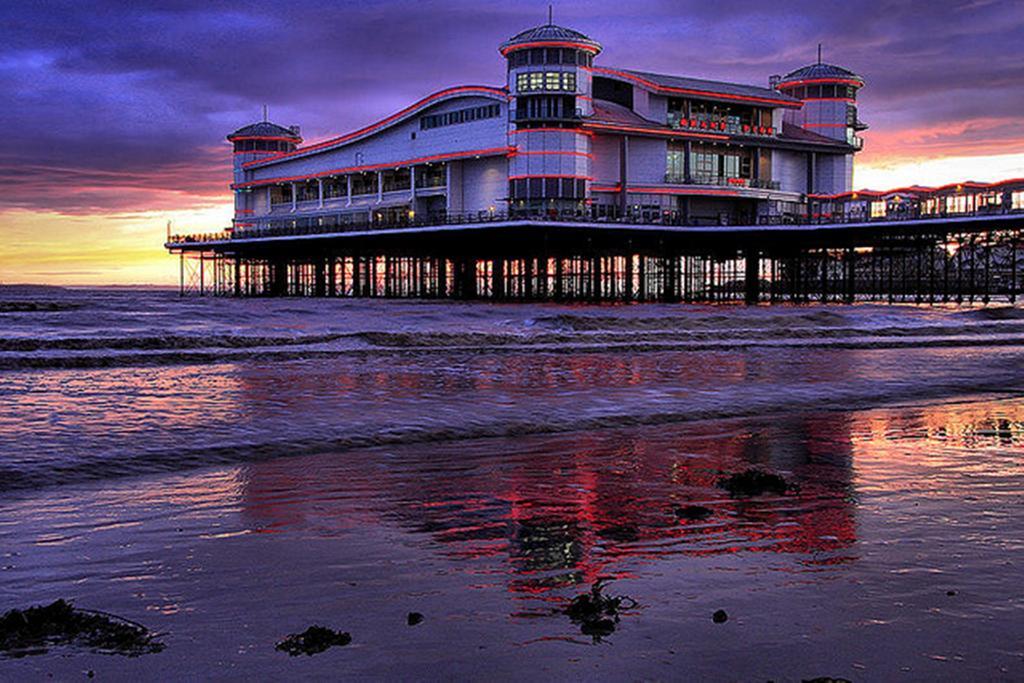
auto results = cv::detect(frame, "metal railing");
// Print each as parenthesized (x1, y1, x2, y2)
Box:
(663, 174, 781, 190)
(167, 205, 1024, 246)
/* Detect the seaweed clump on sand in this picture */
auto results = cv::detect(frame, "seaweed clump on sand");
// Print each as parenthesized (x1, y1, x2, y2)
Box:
(718, 469, 793, 497)
(565, 581, 637, 641)
(276, 626, 352, 656)
(0, 599, 164, 658)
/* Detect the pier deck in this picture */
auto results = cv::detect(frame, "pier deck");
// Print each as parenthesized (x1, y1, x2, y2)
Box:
(166, 211, 1024, 304)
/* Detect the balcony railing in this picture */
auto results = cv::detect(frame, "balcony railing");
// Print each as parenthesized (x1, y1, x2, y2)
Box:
(664, 174, 781, 190)
(167, 206, 1024, 246)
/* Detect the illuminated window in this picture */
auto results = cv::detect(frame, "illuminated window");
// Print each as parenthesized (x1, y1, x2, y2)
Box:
(870, 201, 886, 218)
(517, 71, 577, 92)
(1013, 191, 1024, 210)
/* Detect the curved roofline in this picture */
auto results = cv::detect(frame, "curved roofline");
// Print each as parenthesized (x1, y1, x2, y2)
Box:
(589, 66, 803, 109)
(227, 121, 302, 142)
(809, 177, 1024, 200)
(499, 40, 601, 56)
(778, 63, 864, 87)
(244, 85, 508, 169)
(499, 23, 602, 56)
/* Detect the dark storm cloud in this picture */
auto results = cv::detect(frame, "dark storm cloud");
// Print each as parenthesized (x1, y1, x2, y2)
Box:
(1, 0, 1022, 214)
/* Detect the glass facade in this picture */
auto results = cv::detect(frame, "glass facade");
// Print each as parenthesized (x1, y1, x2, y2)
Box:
(508, 48, 592, 68)
(666, 142, 755, 184)
(516, 71, 577, 93)
(667, 98, 773, 134)
(420, 103, 501, 131)
(783, 84, 858, 100)
(233, 139, 295, 152)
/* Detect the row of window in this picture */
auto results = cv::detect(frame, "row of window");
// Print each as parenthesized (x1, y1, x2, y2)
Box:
(782, 84, 858, 100)
(516, 71, 577, 93)
(268, 166, 448, 204)
(509, 177, 587, 200)
(420, 104, 502, 130)
(508, 47, 593, 68)
(234, 139, 295, 152)
(667, 99, 774, 131)
(514, 95, 579, 121)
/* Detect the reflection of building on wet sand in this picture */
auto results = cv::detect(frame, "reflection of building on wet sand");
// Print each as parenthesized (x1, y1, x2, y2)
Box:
(235, 415, 861, 595)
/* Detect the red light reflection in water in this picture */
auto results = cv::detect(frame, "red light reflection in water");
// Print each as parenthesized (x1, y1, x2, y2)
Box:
(236, 415, 859, 600)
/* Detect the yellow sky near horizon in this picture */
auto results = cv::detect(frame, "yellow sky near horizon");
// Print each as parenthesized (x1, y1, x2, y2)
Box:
(2, 152, 1023, 286)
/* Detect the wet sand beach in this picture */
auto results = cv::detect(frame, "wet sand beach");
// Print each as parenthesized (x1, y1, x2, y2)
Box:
(1, 289, 1022, 679)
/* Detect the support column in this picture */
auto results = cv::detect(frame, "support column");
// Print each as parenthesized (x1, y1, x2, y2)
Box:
(234, 256, 242, 297)
(618, 136, 629, 216)
(437, 258, 448, 298)
(315, 258, 326, 297)
(683, 140, 693, 184)
(271, 259, 287, 296)
(744, 247, 760, 305)
(491, 258, 504, 300)
(806, 152, 817, 195)
(318, 178, 324, 208)
(290, 182, 297, 212)
(456, 257, 476, 299)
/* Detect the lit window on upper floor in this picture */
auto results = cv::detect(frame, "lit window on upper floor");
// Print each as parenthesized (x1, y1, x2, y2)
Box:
(516, 71, 577, 93)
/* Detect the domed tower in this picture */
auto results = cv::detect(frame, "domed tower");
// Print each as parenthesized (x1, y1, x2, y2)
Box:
(775, 59, 867, 147)
(501, 22, 601, 216)
(226, 118, 302, 230)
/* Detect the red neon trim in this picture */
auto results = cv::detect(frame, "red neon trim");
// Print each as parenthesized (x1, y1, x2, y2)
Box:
(810, 97, 857, 103)
(591, 184, 741, 197)
(228, 135, 301, 143)
(587, 66, 802, 108)
(234, 150, 282, 155)
(510, 127, 593, 136)
(989, 177, 1024, 188)
(234, 146, 513, 189)
(500, 41, 601, 56)
(234, 209, 255, 214)
(243, 85, 507, 168)
(808, 178, 1024, 201)
(778, 78, 863, 88)
(584, 122, 729, 141)
(509, 174, 592, 180)
(509, 150, 593, 158)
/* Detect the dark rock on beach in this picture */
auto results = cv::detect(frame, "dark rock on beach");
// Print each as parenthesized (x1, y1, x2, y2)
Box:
(276, 626, 352, 656)
(0, 599, 163, 657)
(407, 612, 424, 626)
(712, 609, 728, 623)
(565, 581, 636, 641)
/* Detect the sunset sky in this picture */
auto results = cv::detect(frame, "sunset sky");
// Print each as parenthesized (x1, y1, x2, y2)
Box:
(2, 0, 1023, 285)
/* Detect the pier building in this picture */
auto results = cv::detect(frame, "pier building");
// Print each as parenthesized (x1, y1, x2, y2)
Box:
(168, 20, 1024, 304)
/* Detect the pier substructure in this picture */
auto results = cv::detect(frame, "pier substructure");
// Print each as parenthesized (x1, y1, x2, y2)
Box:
(171, 219, 1024, 305)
